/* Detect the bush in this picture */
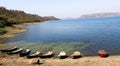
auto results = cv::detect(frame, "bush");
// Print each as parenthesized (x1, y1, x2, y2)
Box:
(0, 23, 4, 28)
(0, 28, 7, 34)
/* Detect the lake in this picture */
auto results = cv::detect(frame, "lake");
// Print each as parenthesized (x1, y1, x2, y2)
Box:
(5, 16, 120, 56)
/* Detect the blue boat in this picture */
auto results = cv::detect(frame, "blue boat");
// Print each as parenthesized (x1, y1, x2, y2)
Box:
(19, 49, 31, 57)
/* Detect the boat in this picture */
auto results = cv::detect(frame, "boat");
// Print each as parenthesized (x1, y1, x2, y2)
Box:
(40, 51, 54, 58)
(57, 51, 68, 59)
(27, 51, 41, 59)
(7, 48, 23, 54)
(70, 51, 82, 59)
(0, 46, 18, 52)
(98, 50, 109, 58)
(19, 49, 31, 57)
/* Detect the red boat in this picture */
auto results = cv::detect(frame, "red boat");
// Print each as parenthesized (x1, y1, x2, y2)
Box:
(98, 50, 109, 58)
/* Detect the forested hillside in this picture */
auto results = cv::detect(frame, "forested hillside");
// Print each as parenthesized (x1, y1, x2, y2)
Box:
(0, 7, 59, 34)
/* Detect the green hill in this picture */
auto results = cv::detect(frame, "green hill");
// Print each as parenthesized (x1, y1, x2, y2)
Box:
(0, 6, 59, 34)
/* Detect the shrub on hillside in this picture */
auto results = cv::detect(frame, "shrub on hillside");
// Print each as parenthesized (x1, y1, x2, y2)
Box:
(0, 23, 4, 28)
(0, 28, 7, 34)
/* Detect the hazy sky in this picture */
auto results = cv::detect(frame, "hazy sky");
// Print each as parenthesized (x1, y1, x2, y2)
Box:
(0, 0, 120, 18)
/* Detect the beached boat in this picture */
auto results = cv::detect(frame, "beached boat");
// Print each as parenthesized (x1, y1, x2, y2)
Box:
(27, 51, 41, 59)
(7, 48, 23, 54)
(40, 51, 54, 58)
(70, 51, 82, 59)
(19, 49, 31, 57)
(57, 51, 68, 59)
(98, 50, 109, 58)
(0, 46, 18, 52)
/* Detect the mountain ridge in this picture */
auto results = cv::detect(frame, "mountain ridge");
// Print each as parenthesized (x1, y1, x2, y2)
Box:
(80, 12, 120, 18)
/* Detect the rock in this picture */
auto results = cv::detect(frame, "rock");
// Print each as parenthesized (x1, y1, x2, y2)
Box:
(0, 63, 3, 65)
(29, 59, 40, 64)
(0, 51, 7, 58)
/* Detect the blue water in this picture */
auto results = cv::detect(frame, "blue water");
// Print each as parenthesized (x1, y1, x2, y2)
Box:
(6, 16, 120, 55)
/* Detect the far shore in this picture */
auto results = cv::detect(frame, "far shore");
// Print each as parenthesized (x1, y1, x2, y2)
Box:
(0, 22, 40, 44)
(0, 51, 120, 66)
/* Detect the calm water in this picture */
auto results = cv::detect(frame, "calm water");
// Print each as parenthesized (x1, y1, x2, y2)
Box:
(6, 16, 120, 56)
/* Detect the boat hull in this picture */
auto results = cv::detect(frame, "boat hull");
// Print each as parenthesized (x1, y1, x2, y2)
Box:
(0, 47, 18, 52)
(40, 54, 54, 58)
(57, 55, 68, 59)
(70, 55, 82, 59)
(19, 51, 31, 57)
(98, 54, 109, 58)
(7, 48, 23, 54)
(27, 55, 39, 59)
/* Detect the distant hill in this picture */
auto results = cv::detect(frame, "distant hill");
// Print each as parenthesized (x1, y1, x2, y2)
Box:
(80, 12, 120, 18)
(43, 16, 60, 21)
(0, 6, 59, 27)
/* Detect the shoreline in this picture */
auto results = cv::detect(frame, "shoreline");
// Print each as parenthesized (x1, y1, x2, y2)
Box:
(0, 52, 120, 66)
(0, 22, 39, 44)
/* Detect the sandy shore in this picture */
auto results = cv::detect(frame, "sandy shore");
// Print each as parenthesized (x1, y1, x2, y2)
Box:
(3, 23, 36, 37)
(0, 52, 120, 66)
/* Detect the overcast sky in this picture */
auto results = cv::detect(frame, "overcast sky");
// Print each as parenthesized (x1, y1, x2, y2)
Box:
(0, 0, 120, 19)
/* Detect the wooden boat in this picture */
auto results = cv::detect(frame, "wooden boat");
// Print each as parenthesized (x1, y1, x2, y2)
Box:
(70, 51, 82, 59)
(19, 49, 31, 57)
(40, 51, 54, 58)
(0, 46, 18, 52)
(98, 50, 109, 58)
(57, 51, 68, 59)
(27, 51, 41, 59)
(7, 48, 23, 54)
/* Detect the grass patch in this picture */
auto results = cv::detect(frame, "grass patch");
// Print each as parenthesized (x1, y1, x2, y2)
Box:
(0, 44, 5, 49)
(0, 28, 7, 35)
